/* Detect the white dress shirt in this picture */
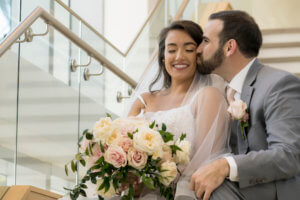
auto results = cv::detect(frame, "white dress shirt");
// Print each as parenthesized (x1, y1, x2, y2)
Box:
(224, 58, 255, 181)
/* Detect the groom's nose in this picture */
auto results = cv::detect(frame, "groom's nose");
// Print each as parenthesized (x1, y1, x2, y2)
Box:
(197, 43, 203, 54)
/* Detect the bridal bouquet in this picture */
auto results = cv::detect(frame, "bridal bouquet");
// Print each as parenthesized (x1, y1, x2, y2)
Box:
(64, 114, 191, 200)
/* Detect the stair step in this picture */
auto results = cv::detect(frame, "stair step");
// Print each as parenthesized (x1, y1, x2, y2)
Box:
(259, 56, 300, 63)
(262, 28, 300, 44)
(262, 41, 300, 48)
(263, 61, 300, 74)
(259, 46, 300, 58)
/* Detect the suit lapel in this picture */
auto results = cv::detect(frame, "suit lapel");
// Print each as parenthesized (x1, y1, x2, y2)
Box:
(237, 59, 263, 154)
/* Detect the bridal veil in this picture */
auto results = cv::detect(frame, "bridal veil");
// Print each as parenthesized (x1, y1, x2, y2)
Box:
(126, 60, 231, 199)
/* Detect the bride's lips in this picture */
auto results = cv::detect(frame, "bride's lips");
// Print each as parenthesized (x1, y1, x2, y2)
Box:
(173, 63, 189, 70)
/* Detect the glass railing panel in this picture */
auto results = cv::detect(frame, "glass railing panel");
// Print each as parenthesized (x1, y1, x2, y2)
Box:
(79, 53, 130, 120)
(15, 34, 80, 194)
(80, 22, 124, 69)
(180, 0, 198, 22)
(0, 44, 19, 186)
(124, 0, 165, 82)
(168, 0, 185, 21)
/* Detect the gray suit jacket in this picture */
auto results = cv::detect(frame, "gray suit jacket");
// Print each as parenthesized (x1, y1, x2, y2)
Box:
(230, 59, 300, 200)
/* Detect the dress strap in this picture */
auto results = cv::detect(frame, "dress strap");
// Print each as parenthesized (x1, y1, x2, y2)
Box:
(137, 95, 147, 108)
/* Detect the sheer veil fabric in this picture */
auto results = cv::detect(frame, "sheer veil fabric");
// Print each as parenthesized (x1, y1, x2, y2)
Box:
(126, 60, 231, 199)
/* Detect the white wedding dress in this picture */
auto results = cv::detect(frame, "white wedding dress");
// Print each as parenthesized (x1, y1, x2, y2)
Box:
(133, 74, 231, 200)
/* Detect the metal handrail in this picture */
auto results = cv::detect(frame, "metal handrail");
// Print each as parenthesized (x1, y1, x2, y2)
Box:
(0, 6, 137, 88)
(55, 0, 162, 57)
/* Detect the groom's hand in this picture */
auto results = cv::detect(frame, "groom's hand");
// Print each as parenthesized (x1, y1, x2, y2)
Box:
(189, 158, 229, 200)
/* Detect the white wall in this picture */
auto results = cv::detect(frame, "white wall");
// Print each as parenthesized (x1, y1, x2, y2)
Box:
(104, 0, 150, 52)
(70, 0, 104, 33)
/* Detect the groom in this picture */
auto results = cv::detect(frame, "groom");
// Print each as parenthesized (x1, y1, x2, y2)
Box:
(190, 10, 300, 200)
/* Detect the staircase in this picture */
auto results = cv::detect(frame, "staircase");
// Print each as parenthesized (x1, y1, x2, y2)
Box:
(259, 28, 300, 77)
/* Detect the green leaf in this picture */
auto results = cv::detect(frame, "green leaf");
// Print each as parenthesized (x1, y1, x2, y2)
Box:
(95, 156, 104, 165)
(106, 113, 112, 118)
(65, 164, 68, 176)
(83, 129, 89, 135)
(170, 144, 182, 155)
(98, 180, 106, 191)
(128, 184, 135, 199)
(162, 123, 167, 131)
(159, 130, 174, 143)
(78, 135, 84, 144)
(80, 183, 88, 189)
(149, 121, 155, 129)
(79, 159, 86, 167)
(89, 143, 94, 156)
(85, 147, 89, 156)
(104, 178, 110, 193)
(79, 189, 87, 197)
(63, 187, 72, 191)
(180, 133, 186, 141)
(142, 175, 155, 190)
(99, 141, 105, 153)
(127, 132, 133, 139)
(98, 195, 104, 200)
(75, 153, 82, 161)
(71, 160, 76, 172)
(86, 132, 93, 140)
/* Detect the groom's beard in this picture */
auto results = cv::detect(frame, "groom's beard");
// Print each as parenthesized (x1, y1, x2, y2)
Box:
(197, 47, 225, 74)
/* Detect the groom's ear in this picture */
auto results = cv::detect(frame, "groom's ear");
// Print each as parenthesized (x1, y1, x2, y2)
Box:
(224, 39, 237, 57)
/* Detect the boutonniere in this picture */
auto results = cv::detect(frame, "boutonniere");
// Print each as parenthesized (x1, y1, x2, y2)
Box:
(227, 99, 249, 140)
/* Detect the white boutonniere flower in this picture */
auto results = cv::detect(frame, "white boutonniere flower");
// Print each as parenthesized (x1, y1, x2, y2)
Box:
(227, 99, 249, 140)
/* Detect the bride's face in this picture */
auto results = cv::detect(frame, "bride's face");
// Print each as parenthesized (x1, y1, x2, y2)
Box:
(164, 30, 197, 82)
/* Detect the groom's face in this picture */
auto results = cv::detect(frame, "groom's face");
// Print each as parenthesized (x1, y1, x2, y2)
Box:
(196, 20, 225, 74)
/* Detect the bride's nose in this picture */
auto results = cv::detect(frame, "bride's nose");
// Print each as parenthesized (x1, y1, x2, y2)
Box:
(175, 49, 184, 60)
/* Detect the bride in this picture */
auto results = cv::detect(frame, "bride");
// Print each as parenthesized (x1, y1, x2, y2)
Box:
(127, 20, 231, 199)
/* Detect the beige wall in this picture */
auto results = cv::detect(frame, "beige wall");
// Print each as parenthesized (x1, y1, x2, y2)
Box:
(198, 0, 300, 30)
(228, 0, 300, 29)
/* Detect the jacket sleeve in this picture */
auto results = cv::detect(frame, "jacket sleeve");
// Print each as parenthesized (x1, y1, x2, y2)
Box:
(233, 74, 300, 188)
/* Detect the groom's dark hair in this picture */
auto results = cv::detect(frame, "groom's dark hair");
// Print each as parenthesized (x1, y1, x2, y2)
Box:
(210, 10, 262, 58)
(149, 20, 203, 92)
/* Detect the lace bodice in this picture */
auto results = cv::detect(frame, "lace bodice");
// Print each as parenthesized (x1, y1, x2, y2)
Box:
(140, 105, 195, 144)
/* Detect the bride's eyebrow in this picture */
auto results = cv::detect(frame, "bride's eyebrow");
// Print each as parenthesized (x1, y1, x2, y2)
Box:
(167, 42, 196, 47)
(184, 42, 197, 47)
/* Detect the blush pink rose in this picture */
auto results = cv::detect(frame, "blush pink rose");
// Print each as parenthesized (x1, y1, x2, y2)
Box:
(104, 145, 127, 168)
(127, 147, 148, 170)
(227, 99, 248, 120)
(118, 136, 133, 152)
(79, 137, 91, 153)
(88, 143, 103, 164)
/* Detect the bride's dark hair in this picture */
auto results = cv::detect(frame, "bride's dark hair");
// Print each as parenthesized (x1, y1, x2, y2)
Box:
(149, 20, 203, 92)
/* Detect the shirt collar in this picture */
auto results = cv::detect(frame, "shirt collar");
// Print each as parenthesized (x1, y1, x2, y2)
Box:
(229, 58, 256, 94)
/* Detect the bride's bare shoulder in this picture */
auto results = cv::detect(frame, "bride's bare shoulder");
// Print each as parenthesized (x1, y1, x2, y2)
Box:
(140, 90, 160, 104)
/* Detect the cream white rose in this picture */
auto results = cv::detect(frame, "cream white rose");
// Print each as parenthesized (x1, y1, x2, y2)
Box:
(93, 117, 113, 144)
(152, 144, 173, 163)
(127, 147, 148, 170)
(227, 99, 247, 120)
(159, 161, 178, 186)
(97, 178, 117, 198)
(133, 128, 163, 155)
(174, 140, 191, 165)
(106, 126, 122, 145)
(104, 145, 127, 168)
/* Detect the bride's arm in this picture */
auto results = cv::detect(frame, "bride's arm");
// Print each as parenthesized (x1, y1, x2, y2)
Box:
(127, 93, 150, 116)
(128, 98, 145, 116)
